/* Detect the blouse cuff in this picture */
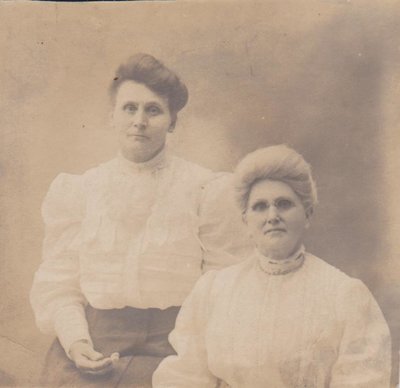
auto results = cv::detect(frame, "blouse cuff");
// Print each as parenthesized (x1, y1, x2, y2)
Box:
(54, 305, 93, 358)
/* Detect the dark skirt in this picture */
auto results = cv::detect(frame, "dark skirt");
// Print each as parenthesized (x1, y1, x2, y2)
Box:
(41, 305, 180, 387)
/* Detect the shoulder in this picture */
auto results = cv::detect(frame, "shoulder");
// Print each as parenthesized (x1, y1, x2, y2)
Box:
(194, 258, 249, 290)
(169, 156, 216, 185)
(184, 269, 219, 306)
(42, 160, 115, 220)
(199, 172, 241, 217)
(46, 160, 114, 194)
(49, 159, 116, 187)
(187, 260, 250, 308)
(304, 253, 375, 306)
(47, 172, 83, 193)
(45, 172, 85, 202)
(303, 253, 354, 284)
(42, 173, 85, 222)
(206, 258, 253, 292)
(81, 159, 116, 185)
(201, 172, 235, 199)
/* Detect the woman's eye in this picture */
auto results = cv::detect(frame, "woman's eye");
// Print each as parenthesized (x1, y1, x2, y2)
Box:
(275, 199, 294, 210)
(146, 105, 162, 116)
(123, 103, 137, 113)
(252, 201, 268, 212)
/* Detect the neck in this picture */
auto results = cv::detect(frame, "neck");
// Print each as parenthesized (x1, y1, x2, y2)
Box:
(117, 146, 167, 173)
(122, 144, 165, 163)
(258, 241, 304, 261)
(256, 245, 305, 276)
(260, 249, 287, 261)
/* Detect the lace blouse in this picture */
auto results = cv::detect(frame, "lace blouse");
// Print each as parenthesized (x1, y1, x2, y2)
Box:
(30, 150, 250, 355)
(153, 250, 392, 388)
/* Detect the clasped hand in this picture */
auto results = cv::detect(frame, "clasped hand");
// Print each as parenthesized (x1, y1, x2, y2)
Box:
(69, 340, 119, 376)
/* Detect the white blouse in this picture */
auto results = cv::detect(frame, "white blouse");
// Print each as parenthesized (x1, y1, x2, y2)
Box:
(153, 250, 392, 388)
(30, 150, 250, 355)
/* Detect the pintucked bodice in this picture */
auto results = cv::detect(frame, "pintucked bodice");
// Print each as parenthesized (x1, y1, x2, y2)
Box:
(31, 151, 251, 354)
(153, 252, 392, 388)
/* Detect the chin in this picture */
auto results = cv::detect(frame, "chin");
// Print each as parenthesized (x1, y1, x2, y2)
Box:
(261, 243, 294, 259)
(123, 144, 149, 157)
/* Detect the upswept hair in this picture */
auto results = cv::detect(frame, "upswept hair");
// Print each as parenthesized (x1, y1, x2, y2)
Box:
(234, 144, 318, 217)
(109, 53, 188, 117)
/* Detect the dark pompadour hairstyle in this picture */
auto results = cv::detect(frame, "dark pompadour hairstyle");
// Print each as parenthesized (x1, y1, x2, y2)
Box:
(109, 53, 188, 118)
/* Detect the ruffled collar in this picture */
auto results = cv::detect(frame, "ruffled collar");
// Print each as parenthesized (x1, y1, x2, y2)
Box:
(255, 246, 305, 276)
(117, 147, 169, 174)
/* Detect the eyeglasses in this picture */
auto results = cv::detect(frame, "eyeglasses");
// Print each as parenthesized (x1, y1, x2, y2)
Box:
(250, 198, 295, 213)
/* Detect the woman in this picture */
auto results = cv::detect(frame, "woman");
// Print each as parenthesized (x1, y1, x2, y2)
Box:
(30, 53, 249, 387)
(153, 144, 392, 387)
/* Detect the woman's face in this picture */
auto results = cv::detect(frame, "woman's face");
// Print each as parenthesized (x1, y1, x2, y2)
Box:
(244, 179, 309, 260)
(112, 80, 174, 163)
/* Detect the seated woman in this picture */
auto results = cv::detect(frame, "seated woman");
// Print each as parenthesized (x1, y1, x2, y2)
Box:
(30, 53, 249, 387)
(153, 144, 392, 387)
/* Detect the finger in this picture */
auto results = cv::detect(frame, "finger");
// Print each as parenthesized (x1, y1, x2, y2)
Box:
(82, 348, 105, 362)
(75, 356, 113, 372)
(81, 363, 114, 376)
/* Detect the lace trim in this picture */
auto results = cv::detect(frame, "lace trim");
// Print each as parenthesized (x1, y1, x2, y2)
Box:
(116, 147, 168, 173)
(256, 246, 305, 275)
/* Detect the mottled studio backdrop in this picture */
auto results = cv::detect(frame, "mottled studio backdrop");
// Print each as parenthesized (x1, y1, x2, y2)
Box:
(0, 0, 399, 385)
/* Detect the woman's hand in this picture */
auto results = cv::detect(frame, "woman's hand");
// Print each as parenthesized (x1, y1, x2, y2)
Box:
(69, 340, 115, 376)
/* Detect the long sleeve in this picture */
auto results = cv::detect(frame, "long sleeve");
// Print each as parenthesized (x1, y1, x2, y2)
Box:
(198, 173, 252, 273)
(30, 173, 92, 356)
(153, 271, 219, 388)
(330, 279, 392, 388)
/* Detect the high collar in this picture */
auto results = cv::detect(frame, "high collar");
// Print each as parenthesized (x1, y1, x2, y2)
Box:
(255, 245, 306, 276)
(117, 147, 169, 174)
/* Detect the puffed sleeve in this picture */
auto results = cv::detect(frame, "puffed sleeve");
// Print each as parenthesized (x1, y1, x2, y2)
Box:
(198, 173, 252, 273)
(30, 173, 92, 356)
(153, 271, 219, 388)
(330, 279, 392, 388)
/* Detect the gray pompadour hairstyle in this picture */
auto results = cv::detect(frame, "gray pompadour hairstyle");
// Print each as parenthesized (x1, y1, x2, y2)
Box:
(234, 144, 318, 216)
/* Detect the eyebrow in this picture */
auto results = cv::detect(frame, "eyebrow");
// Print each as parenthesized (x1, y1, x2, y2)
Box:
(144, 101, 163, 107)
(250, 196, 294, 203)
(122, 99, 163, 104)
(251, 198, 268, 203)
(275, 196, 294, 202)
(120, 100, 164, 106)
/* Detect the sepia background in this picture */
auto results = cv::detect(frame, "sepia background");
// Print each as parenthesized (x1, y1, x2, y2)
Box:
(0, 0, 399, 385)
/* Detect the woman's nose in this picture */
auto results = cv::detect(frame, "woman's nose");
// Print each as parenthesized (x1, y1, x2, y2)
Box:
(266, 206, 280, 224)
(133, 109, 148, 129)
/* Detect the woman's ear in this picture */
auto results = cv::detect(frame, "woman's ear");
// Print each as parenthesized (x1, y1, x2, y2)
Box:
(168, 117, 177, 133)
(109, 111, 115, 129)
(168, 122, 175, 133)
(305, 208, 313, 228)
(168, 112, 177, 133)
(242, 211, 248, 225)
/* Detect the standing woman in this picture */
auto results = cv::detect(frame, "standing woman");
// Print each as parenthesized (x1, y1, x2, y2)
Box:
(153, 144, 392, 387)
(30, 53, 249, 387)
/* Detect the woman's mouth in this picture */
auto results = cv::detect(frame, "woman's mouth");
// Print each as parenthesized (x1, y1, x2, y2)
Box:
(128, 134, 149, 141)
(265, 228, 286, 234)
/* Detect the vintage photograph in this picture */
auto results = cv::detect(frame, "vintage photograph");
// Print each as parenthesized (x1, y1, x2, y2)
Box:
(0, 1, 399, 386)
